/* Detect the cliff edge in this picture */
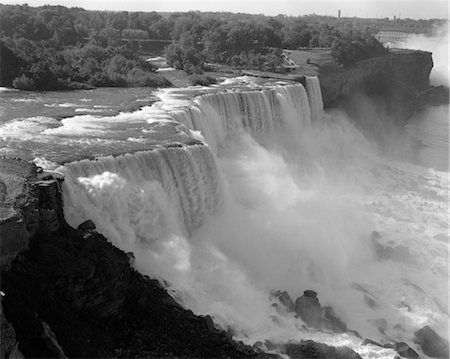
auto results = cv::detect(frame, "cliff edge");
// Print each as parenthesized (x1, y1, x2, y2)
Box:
(0, 160, 256, 358)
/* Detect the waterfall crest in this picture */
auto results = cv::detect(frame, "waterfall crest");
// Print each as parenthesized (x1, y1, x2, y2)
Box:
(172, 82, 313, 151)
(60, 145, 223, 251)
(305, 76, 324, 122)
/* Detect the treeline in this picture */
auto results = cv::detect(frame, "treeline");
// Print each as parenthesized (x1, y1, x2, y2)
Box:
(0, 4, 445, 90)
(0, 4, 172, 90)
(165, 12, 391, 72)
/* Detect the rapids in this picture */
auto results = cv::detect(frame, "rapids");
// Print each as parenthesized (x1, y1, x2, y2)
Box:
(55, 76, 448, 358)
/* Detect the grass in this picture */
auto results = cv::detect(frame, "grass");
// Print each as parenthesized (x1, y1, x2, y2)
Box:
(283, 49, 341, 76)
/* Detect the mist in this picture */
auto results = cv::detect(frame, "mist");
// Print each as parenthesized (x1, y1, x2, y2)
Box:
(60, 81, 449, 357)
(398, 24, 449, 171)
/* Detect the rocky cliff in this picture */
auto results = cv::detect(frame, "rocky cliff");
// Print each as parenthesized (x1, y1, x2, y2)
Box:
(317, 50, 434, 147)
(0, 160, 258, 358)
(319, 49, 433, 109)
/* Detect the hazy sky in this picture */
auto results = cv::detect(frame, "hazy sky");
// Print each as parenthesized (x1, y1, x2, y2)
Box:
(0, 0, 448, 19)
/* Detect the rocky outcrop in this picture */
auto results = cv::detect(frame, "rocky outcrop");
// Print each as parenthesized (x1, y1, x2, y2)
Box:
(319, 50, 433, 109)
(361, 339, 419, 358)
(414, 326, 449, 358)
(294, 290, 348, 333)
(0, 158, 38, 271)
(318, 50, 434, 142)
(284, 340, 362, 359)
(0, 162, 258, 358)
(1, 298, 24, 359)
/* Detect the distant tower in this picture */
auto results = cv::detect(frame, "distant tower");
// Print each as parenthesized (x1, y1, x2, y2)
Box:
(338, 9, 341, 18)
(394, 15, 396, 20)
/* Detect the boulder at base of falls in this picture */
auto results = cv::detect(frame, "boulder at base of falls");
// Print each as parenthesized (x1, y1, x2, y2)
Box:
(414, 326, 449, 358)
(294, 290, 348, 333)
(271, 290, 295, 312)
(285, 340, 362, 359)
(77, 219, 96, 231)
(394, 342, 419, 359)
(295, 290, 323, 328)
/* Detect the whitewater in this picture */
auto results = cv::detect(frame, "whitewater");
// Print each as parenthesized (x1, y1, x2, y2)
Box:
(36, 76, 446, 358)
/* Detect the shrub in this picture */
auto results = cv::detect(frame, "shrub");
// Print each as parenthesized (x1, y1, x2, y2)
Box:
(12, 75, 35, 90)
(188, 75, 217, 86)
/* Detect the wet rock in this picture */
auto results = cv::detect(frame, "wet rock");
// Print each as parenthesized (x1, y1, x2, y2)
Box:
(285, 340, 362, 359)
(294, 290, 348, 333)
(393, 342, 419, 358)
(362, 339, 418, 358)
(1, 299, 24, 359)
(323, 306, 348, 332)
(414, 326, 449, 358)
(40, 321, 67, 358)
(271, 290, 295, 312)
(77, 219, 96, 231)
(295, 290, 324, 329)
(0, 213, 30, 271)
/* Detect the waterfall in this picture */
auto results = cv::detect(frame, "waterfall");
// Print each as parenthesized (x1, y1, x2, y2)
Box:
(305, 76, 324, 121)
(60, 145, 223, 252)
(172, 82, 313, 151)
(60, 79, 318, 246)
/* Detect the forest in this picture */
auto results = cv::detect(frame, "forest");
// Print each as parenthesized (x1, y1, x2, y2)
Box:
(0, 4, 445, 91)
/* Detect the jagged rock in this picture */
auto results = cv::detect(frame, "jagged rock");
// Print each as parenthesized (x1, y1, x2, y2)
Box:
(295, 290, 323, 329)
(0, 213, 30, 271)
(2, 185, 257, 359)
(285, 340, 362, 359)
(294, 290, 348, 333)
(40, 321, 67, 358)
(394, 342, 419, 358)
(271, 290, 295, 312)
(77, 219, 96, 231)
(414, 326, 449, 358)
(323, 306, 348, 332)
(1, 299, 24, 359)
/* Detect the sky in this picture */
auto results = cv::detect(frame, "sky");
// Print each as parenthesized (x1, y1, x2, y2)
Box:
(0, 0, 448, 19)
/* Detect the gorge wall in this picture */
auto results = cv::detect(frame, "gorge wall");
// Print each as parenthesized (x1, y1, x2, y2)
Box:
(319, 50, 433, 109)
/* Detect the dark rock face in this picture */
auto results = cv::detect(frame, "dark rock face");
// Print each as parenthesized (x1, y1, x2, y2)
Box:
(285, 340, 362, 359)
(77, 219, 96, 231)
(320, 51, 433, 109)
(0, 167, 256, 358)
(417, 86, 449, 108)
(295, 290, 323, 329)
(414, 326, 449, 358)
(1, 299, 24, 359)
(271, 290, 295, 312)
(394, 342, 419, 358)
(294, 290, 348, 333)
(319, 51, 434, 148)
(3, 228, 257, 358)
